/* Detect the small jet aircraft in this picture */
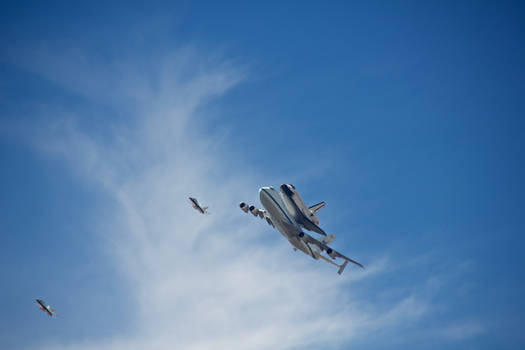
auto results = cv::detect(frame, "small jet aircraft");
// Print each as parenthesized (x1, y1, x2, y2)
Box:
(35, 299, 55, 317)
(188, 197, 209, 214)
(240, 185, 363, 274)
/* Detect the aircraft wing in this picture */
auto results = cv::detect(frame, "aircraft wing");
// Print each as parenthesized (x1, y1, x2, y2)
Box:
(302, 218, 327, 236)
(257, 209, 274, 227)
(301, 233, 363, 268)
(36, 299, 55, 316)
(240, 202, 274, 227)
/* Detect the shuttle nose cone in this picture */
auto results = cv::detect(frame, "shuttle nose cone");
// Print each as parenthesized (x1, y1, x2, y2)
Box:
(280, 184, 294, 196)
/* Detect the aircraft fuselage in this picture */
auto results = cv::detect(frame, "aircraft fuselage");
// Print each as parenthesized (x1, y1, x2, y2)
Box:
(259, 187, 321, 259)
(36, 299, 53, 316)
(189, 197, 205, 214)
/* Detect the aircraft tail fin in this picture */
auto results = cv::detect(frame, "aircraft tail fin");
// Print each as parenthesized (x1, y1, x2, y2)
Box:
(338, 260, 349, 275)
(51, 308, 56, 313)
(308, 201, 326, 214)
(202, 206, 208, 211)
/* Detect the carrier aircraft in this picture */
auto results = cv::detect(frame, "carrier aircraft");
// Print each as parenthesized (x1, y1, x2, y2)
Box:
(240, 185, 363, 274)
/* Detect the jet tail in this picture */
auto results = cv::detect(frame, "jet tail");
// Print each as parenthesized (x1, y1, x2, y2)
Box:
(338, 260, 349, 275)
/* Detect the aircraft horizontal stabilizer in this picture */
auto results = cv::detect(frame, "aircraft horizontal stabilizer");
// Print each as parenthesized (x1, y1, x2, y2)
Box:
(337, 260, 348, 275)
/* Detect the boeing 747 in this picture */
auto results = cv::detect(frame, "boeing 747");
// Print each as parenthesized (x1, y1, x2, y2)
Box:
(240, 185, 363, 274)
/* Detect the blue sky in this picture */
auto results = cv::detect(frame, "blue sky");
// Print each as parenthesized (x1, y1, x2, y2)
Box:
(1, 1, 524, 349)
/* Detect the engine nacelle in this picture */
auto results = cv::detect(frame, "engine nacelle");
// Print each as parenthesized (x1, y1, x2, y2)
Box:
(326, 247, 336, 259)
(240, 202, 249, 213)
(250, 206, 260, 217)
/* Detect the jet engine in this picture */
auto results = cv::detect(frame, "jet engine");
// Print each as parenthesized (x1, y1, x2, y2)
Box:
(326, 247, 337, 259)
(240, 202, 265, 218)
(239, 202, 249, 213)
(250, 206, 265, 219)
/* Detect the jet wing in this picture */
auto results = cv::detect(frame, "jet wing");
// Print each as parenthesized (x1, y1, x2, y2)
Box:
(240, 202, 274, 227)
(301, 233, 363, 268)
(36, 299, 55, 316)
(258, 209, 275, 227)
(261, 210, 274, 227)
(302, 218, 327, 236)
(191, 203, 200, 210)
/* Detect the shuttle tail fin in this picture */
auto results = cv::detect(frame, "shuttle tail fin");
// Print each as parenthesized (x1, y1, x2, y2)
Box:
(308, 201, 326, 214)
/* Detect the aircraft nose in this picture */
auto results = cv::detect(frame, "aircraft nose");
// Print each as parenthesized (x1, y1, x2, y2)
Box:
(259, 187, 270, 195)
(259, 187, 273, 200)
(259, 187, 274, 209)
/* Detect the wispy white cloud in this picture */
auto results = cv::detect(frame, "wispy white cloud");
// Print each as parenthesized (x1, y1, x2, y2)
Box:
(12, 45, 475, 350)
(434, 320, 485, 341)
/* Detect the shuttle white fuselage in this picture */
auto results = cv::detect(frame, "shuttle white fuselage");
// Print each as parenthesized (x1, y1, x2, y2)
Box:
(279, 184, 326, 235)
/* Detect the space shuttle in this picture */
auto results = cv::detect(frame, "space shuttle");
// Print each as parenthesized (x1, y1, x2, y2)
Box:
(279, 184, 327, 236)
